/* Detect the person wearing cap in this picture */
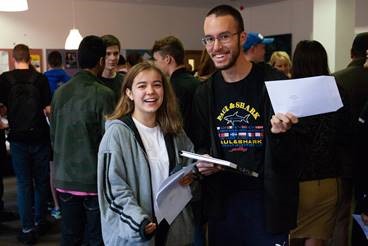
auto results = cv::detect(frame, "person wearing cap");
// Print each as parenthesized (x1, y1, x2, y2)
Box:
(330, 33, 368, 246)
(243, 32, 274, 63)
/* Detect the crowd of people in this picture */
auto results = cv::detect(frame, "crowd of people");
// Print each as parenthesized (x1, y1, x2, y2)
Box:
(0, 4, 368, 246)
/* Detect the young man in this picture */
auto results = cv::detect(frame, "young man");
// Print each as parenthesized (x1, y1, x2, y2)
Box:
(0, 44, 51, 244)
(99, 34, 125, 101)
(44, 50, 71, 97)
(192, 5, 299, 245)
(50, 36, 115, 246)
(152, 36, 200, 141)
(243, 32, 274, 63)
(332, 33, 368, 246)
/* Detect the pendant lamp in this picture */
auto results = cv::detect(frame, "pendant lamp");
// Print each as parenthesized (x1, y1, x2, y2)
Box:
(64, 0, 83, 50)
(0, 0, 28, 12)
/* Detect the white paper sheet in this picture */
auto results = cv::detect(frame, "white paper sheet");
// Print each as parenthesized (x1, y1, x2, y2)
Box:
(155, 163, 195, 224)
(265, 76, 343, 117)
(353, 214, 368, 238)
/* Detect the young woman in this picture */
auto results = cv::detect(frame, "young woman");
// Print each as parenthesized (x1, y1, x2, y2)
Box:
(289, 40, 350, 246)
(269, 51, 292, 78)
(97, 62, 195, 245)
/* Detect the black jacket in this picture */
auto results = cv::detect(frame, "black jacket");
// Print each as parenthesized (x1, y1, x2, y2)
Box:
(191, 63, 299, 233)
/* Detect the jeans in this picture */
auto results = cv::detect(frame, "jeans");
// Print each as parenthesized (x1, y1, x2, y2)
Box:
(208, 190, 288, 246)
(58, 193, 103, 246)
(10, 141, 50, 230)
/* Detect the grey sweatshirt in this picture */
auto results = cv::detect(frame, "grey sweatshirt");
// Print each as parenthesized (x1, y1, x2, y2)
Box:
(97, 118, 195, 246)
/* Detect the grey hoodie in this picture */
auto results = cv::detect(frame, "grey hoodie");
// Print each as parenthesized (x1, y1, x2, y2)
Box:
(98, 116, 195, 246)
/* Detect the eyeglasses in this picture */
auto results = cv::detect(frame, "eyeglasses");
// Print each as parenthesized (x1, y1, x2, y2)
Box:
(201, 32, 239, 46)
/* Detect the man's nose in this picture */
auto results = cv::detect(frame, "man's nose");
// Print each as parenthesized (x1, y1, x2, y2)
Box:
(212, 38, 223, 51)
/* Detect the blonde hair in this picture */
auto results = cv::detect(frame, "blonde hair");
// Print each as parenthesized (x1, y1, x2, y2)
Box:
(269, 51, 291, 67)
(107, 61, 183, 135)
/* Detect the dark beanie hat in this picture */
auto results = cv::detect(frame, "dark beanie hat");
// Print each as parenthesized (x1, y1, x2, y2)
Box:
(352, 32, 368, 58)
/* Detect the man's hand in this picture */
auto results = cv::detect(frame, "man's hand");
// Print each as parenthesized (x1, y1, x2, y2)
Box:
(270, 112, 298, 134)
(144, 222, 157, 235)
(196, 158, 223, 176)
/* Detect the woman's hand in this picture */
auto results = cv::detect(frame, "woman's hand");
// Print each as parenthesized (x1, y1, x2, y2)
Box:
(179, 172, 195, 186)
(144, 222, 157, 235)
(196, 160, 223, 176)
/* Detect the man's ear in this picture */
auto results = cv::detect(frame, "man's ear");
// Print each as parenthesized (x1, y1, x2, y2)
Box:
(240, 31, 247, 47)
(99, 57, 105, 67)
(164, 55, 172, 64)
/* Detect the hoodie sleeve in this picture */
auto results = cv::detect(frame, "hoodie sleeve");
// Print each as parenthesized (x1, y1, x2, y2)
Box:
(98, 124, 153, 241)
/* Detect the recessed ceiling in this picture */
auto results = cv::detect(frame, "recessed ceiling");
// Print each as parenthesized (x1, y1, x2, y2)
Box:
(79, 0, 286, 8)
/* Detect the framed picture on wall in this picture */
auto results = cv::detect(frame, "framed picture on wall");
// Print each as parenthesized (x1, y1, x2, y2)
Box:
(65, 51, 78, 69)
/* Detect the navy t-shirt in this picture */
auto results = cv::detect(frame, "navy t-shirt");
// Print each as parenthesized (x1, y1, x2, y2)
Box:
(212, 67, 265, 190)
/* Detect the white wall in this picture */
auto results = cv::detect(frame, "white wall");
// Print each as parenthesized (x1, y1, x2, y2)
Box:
(355, 0, 368, 33)
(243, 0, 313, 53)
(0, 0, 208, 50)
(0, 0, 366, 71)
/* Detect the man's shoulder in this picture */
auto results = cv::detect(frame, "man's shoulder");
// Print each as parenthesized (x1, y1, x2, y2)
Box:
(333, 65, 368, 86)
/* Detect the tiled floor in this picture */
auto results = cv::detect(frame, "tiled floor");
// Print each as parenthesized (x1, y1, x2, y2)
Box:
(0, 177, 60, 245)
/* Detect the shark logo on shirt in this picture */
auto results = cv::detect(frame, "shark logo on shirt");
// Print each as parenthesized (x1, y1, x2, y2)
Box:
(224, 111, 250, 126)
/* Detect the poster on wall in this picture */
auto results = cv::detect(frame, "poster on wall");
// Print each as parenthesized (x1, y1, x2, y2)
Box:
(65, 51, 78, 69)
(123, 49, 152, 64)
(0, 51, 9, 74)
(46, 49, 79, 77)
(30, 54, 42, 72)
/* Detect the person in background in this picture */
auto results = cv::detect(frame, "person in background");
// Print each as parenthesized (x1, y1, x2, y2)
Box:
(98, 62, 195, 245)
(243, 32, 274, 63)
(195, 49, 216, 81)
(44, 50, 70, 97)
(348, 48, 368, 246)
(192, 5, 299, 245)
(288, 40, 351, 246)
(126, 52, 143, 71)
(0, 103, 17, 223)
(99, 34, 125, 102)
(44, 50, 70, 221)
(116, 54, 127, 75)
(152, 35, 200, 142)
(331, 33, 368, 246)
(269, 51, 292, 78)
(50, 36, 115, 246)
(0, 44, 51, 245)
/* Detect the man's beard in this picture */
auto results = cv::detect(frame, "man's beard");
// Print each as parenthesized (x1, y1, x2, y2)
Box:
(212, 37, 240, 71)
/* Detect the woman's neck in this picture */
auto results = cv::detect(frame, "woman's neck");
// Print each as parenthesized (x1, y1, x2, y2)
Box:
(132, 112, 157, 128)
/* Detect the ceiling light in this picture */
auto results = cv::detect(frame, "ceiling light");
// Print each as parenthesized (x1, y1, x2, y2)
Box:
(64, 0, 83, 50)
